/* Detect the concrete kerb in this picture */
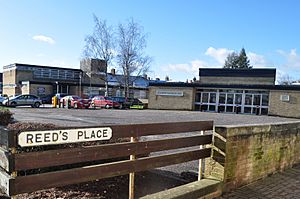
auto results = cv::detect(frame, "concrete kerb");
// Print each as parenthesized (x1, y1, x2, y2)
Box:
(140, 179, 223, 199)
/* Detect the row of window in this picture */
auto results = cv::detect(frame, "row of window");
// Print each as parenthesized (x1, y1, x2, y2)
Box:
(33, 68, 81, 80)
(198, 92, 269, 106)
(195, 89, 270, 115)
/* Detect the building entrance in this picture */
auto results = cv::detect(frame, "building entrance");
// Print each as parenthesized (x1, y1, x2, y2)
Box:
(195, 89, 269, 115)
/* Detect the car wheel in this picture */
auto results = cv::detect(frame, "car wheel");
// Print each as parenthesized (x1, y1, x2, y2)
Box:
(10, 102, 17, 107)
(105, 104, 110, 109)
(74, 103, 78, 109)
(119, 104, 123, 109)
(34, 102, 40, 108)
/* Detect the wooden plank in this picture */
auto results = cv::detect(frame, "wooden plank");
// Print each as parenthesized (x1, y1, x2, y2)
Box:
(111, 121, 213, 138)
(11, 148, 211, 195)
(15, 134, 212, 170)
(15, 121, 213, 145)
(0, 168, 13, 196)
(212, 149, 226, 167)
(214, 136, 226, 153)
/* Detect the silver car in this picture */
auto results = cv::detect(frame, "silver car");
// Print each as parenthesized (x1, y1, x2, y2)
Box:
(3, 94, 42, 108)
(0, 96, 6, 105)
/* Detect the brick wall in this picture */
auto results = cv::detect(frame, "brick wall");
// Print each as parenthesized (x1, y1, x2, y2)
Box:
(29, 84, 53, 96)
(205, 122, 300, 191)
(3, 70, 16, 96)
(148, 86, 195, 110)
(200, 77, 274, 85)
(269, 90, 300, 118)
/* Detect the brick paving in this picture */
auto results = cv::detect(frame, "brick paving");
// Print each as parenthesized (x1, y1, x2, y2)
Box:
(220, 164, 300, 199)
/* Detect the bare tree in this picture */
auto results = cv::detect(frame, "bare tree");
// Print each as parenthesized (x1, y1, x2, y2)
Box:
(116, 18, 151, 98)
(82, 14, 114, 96)
(277, 74, 294, 85)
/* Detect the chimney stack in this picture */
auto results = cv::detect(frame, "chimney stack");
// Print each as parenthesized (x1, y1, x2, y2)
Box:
(111, 68, 116, 75)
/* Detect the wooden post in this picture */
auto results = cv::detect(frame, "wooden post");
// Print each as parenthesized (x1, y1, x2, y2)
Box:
(129, 137, 137, 199)
(10, 147, 17, 199)
(198, 130, 204, 181)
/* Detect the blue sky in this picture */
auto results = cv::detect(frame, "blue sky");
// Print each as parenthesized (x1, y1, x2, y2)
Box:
(1, 0, 300, 82)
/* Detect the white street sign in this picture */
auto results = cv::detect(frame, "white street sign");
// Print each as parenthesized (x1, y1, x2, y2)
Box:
(18, 127, 113, 147)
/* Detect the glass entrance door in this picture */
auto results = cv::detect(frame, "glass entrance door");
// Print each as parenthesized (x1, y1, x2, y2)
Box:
(199, 92, 217, 112)
(195, 89, 269, 115)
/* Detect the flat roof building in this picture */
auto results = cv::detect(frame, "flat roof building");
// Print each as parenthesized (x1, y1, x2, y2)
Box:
(2, 60, 149, 99)
(199, 68, 276, 85)
(149, 68, 300, 118)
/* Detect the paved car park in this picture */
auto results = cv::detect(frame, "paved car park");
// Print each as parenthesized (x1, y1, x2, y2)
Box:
(9, 106, 299, 127)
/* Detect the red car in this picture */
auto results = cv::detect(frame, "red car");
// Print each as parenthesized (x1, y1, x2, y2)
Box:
(91, 96, 120, 109)
(60, 95, 91, 109)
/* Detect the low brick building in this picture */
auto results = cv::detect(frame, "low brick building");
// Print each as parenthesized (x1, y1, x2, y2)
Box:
(2, 59, 149, 99)
(149, 68, 300, 118)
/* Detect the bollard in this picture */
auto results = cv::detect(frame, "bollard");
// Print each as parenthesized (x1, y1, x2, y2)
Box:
(256, 106, 260, 115)
(62, 99, 65, 108)
(68, 99, 71, 109)
(235, 105, 239, 114)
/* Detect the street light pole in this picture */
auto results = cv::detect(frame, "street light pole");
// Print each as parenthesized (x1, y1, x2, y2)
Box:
(79, 72, 82, 97)
(55, 81, 59, 94)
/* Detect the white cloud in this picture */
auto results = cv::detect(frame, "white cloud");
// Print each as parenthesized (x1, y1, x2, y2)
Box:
(163, 63, 192, 73)
(32, 35, 56, 45)
(205, 47, 233, 64)
(163, 47, 233, 76)
(162, 59, 221, 77)
(248, 52, 268, 68)
(161, 47, 274, 81)
(277, 49, 300, 68)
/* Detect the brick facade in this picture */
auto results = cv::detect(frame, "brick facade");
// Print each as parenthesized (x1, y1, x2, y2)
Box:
(205, 122, 300, 191)
(148, 86, 195, 110)
(269, 90, 300, 118)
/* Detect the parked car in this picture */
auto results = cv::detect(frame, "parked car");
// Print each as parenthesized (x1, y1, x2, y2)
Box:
(2, 94, 42, 108)
(40, 95, 53, 104)
(60, 95, 91, 109)
(0, 96, 7, 105)
(129, 98, 145, 110)
(91, 96, 120, 109)
(110, 97, 134, 109)
(0, 94, 8, 98)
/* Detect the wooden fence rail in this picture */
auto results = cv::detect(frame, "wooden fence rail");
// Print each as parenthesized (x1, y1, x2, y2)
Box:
(0, 121, 213, 198)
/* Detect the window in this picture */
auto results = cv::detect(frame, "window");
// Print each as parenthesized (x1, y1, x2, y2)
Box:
(253, 95, 261, 106)
(202, 93, 208, 103)
(209, 93, 216, 103)
(235, 94, 242, 105)
(245, 94, 252, 105)
(219, 94, 226, 104)
(226, 94, 234, 104)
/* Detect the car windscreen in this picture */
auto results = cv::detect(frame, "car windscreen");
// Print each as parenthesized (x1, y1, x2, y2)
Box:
(72, 96, 81, 100)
